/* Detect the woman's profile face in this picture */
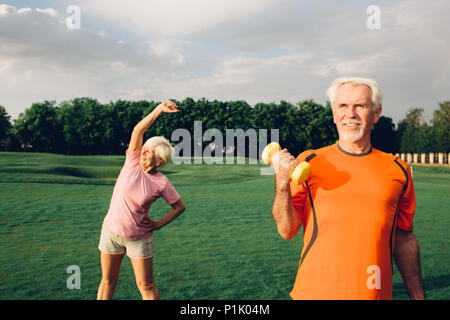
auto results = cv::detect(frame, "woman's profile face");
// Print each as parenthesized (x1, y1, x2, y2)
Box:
(140, 146, 161, 173)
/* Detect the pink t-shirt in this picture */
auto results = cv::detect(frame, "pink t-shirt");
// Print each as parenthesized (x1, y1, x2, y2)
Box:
(103, 148, 180, 240)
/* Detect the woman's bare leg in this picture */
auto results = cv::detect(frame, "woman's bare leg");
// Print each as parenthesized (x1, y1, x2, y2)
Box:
(97, 252, 124, 300)
(130, 256, 160, 300)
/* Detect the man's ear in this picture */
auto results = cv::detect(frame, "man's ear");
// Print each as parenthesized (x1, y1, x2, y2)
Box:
(373, 105, 382, 124)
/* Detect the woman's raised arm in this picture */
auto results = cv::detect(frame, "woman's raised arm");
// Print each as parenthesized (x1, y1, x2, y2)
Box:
(127, 100, 179, 153)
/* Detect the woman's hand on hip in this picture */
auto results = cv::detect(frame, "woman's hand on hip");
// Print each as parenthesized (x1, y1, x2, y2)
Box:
(143, 218, 162, 232)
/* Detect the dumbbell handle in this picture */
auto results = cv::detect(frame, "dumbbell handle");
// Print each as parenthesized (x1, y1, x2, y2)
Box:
(261, 142, 311, 184)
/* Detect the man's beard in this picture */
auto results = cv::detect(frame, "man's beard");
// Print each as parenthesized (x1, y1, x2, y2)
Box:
(339, 119, 365, 142)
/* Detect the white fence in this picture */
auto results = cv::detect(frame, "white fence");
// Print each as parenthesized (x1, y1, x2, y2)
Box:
(394, 153, 450, 165)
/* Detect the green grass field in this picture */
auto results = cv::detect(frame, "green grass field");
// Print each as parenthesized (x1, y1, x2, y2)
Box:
(0, 152, 449, 300)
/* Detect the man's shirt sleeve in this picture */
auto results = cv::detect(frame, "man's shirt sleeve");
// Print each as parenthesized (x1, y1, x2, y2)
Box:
(289, 150, 315, 223)
(396, 161, 416, 232)
(290, 182, 307, 222)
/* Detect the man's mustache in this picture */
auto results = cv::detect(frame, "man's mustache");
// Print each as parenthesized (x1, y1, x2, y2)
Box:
(341, 119, 363, 125)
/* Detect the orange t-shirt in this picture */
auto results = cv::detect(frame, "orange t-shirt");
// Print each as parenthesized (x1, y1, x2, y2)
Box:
(289, 143, 415, 300)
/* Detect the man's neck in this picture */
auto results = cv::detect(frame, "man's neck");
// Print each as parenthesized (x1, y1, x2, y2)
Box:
(337, 139, 372, 155)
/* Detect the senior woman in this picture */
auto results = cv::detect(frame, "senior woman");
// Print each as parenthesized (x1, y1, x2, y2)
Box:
(97, 100, 185, 300)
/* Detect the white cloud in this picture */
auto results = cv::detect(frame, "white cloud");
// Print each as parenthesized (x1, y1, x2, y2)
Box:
(1, 5, 60, 17)
(78, 0, 281, 36)
(0, 4, 189, 118)
(149, 53, 325, 106)
(0, 0, 448, 124)
(147, 39, 189, 66)
(0, 4, 16, 16)
(35, 8, 58, 17)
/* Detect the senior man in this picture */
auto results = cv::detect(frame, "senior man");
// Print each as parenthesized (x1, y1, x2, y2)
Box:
(271, 77, 425, 300)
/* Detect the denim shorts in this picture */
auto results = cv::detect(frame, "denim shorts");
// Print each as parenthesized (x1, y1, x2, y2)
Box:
(98, 224, 153, 259)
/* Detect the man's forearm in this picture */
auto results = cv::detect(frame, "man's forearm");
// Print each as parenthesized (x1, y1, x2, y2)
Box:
(394, 229, 425, 299)
(272, 180, 300, 240)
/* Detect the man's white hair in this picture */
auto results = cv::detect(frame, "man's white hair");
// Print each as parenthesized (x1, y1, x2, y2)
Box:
(326, 77, 383, 111)
(143, 136, 174, 168)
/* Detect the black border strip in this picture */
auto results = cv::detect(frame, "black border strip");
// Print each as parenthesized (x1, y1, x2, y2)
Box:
(390, 158, 410, 271)
(299, 180, 318, 267)
(389, 203, 400, 272)
(394, 158, 409, 194)
(305, 152, 317, 163)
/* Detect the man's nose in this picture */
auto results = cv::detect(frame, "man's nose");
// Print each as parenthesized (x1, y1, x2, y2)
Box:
(345, 105, 358, 118)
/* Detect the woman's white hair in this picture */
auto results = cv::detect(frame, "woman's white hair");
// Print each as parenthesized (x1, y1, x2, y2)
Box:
(143, 136, 174, 169)
(326, 77, 383, 111)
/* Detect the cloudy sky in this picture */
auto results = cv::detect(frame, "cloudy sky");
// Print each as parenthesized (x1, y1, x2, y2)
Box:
(0, 0, 449, 123)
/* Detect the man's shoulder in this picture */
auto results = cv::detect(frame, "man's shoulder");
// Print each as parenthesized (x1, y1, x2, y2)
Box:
(372, 147, 404, 164)
(371, 148, 412, 178)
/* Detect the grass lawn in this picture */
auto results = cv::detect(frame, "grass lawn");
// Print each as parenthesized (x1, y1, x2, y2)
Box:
(0, 152, 448, 299)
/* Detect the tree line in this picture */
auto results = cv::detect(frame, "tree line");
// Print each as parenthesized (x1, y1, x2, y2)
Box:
(0, 98, 448, 156)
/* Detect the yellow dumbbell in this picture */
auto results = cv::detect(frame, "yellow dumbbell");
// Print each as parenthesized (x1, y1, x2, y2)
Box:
(261, 142, 311, 184)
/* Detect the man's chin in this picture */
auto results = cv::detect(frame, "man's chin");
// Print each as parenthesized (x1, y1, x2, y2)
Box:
(340, 130, 364, 142)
